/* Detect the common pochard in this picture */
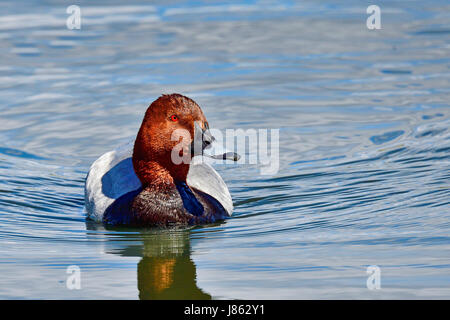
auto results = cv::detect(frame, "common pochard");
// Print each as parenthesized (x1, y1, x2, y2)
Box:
(85, 94, 239, 227)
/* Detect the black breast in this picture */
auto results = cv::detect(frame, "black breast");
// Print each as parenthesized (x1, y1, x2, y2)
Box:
(103, 182, 228, 227)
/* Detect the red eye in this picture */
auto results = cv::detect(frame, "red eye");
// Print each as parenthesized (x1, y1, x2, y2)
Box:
(170, 115, 178, 122)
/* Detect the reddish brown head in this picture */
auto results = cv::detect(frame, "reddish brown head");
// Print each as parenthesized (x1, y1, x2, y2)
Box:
(132, 94, 210, 188)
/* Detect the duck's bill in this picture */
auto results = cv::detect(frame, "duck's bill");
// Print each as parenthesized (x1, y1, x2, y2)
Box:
(202, 136, 240, 162)
(192, 122, 240, 162)
(207, 151, 240, 161)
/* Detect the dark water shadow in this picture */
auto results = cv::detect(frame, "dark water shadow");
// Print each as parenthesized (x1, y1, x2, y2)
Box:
(85, 221, 216, 300)
(0, 147, 47, 160)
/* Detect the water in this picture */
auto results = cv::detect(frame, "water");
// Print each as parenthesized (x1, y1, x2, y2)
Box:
(0, 0, 449, 299)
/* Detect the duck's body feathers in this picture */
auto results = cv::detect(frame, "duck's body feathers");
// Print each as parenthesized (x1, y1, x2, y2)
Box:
(84, 141, 233, 225)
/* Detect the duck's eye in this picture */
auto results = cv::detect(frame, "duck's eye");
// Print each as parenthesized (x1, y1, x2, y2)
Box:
(170, 115, 178, 122)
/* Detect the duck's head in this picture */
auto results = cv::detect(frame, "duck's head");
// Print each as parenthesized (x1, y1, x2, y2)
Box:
(132, 94, 236, 188)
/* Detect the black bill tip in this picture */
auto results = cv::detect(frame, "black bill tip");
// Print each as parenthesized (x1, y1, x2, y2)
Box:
(209, 152, 240, 161)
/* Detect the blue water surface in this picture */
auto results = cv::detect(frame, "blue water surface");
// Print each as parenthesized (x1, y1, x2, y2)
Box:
(0, 0, 449, 299)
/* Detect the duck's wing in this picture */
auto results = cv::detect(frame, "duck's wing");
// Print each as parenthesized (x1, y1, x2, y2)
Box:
(85, 141, 141, 222)
(187, 157, 233, 216)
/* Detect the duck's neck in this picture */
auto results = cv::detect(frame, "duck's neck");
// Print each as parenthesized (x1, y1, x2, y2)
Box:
(132, 132, 190, 189)
(133, 159, 176, 191)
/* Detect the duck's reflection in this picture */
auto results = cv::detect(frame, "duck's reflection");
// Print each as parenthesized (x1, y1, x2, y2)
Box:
(86, 222, 211, 299)
(136, 230, 211, 300)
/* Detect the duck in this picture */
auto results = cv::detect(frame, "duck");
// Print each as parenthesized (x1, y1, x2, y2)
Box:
(84, 94, 239, 227)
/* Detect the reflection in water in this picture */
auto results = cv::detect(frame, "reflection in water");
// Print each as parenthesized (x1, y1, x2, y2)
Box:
(86, 222, 211, 299)
(136, 231, 211, 300)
